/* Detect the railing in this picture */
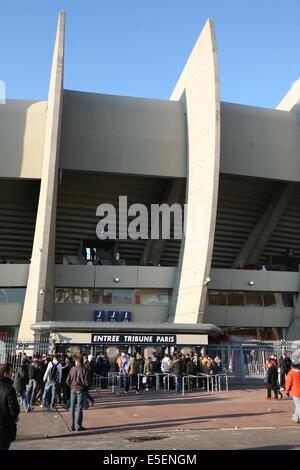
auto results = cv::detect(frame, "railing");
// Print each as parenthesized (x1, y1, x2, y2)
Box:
(0, 337, 51, 374)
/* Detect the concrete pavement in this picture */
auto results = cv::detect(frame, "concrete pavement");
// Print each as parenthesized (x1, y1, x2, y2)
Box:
(12, 385, 300, 450)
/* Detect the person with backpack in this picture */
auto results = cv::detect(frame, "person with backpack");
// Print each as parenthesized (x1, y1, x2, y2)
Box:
(40, 354, 62, 409)
(27, 354, 42, 408)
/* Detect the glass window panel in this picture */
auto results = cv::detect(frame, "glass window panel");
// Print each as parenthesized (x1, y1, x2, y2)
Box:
(0, 289, 8, 303)
(91, 289, 101, 304)
(159, 294, 169, 305)
(0, 288, 25, 304)
(262, 292, 275, 307)
(227, 292, 245, 306)
(134, 289, 170, 305)
(245, 292, 263, 306)
(102, 289, 112, 304)
(73, 288, 90, 304)
(282, 293, 294, 307)
(60, 289, 74, 303)
(208, 291, 227, 306)
(263, 292, 289, 307)
(112, 289, 132, 304)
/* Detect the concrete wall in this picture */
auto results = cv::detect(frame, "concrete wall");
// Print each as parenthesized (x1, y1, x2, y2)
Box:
(54, 304, 169, 323)
(55, 266, 176, 288)
(0, 305, 23, 325)
(60, 90, 186, 178)
(0, 265, 29, 286)
(204, 305, 293, 328)
(221, 102, 300, 182)
(210, 268, 300, 292)
(0, 100, 46, 178)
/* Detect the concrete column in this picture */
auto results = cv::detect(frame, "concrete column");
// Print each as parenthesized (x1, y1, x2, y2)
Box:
(18, 12, 65, 339)
(168, 19, 220, 324)
(140, 179, 185, 266)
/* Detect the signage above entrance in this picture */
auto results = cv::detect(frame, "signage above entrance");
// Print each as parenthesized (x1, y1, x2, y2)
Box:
(93, 310, 132, 322)
(91, 333, 177, 345)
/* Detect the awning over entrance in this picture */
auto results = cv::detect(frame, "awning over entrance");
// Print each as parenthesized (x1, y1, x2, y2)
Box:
(30, 321, 222, 335)
(31, 321, 221, 345)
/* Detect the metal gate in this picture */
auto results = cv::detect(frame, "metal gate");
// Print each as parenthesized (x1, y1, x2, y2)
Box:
(0, 337, 51, 373)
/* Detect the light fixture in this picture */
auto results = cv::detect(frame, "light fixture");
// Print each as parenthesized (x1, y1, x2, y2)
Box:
(114, 277, 120, 283)
(248, 281, 254, 286)
(39, 289, 45, 295)
(203, 277, 211, 286)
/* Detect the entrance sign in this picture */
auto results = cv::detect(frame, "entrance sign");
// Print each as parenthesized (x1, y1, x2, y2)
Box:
(91, 333, 176, 345)
(93, 310, 132, 323)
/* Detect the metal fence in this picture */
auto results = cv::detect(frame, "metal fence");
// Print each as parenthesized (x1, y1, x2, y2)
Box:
(0, 337, 51, 373)
(205, 342, 299, 384)
(0, 337, 299, 385)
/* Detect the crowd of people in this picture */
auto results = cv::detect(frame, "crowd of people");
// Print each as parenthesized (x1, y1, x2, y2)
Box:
(1, 348, 300, 450)
(113, 351, 223, 394)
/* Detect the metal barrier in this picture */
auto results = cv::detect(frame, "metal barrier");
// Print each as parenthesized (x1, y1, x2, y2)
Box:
(91, 374, 108, 390)
(181, 373, 229, 396)
(137, 373, 156, 391)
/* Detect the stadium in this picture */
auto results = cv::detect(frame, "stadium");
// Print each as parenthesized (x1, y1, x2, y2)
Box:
(1, 12, 300, 357)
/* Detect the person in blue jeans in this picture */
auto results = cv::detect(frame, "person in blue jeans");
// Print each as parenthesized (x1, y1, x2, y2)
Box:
(171, 353, 183, 394)
(40, 355, 62, 409)
(66, 355, 89, 431)
(13, 357, 30, 412)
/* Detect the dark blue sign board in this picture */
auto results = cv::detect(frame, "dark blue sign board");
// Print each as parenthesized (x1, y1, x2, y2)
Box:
(107, 311, 120, 322)
(93, 310, 106, 322)
(120, 311, 132, 322)
(93, 310, 132, 322)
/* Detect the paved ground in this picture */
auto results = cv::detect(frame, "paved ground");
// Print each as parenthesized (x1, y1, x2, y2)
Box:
(11, 385, 300, 450)
(11, 427, 300, 450)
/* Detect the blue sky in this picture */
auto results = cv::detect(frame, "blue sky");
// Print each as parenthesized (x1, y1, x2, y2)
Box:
(1, 0, 300, 107)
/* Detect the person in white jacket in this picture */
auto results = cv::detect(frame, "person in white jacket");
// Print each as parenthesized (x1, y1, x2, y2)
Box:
(161, 354, 172, 373)
(40, 354, 62, 409)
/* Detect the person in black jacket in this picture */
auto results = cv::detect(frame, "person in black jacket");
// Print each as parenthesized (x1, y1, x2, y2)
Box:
(0, 363, 20, 450)
(279, 353, 292, 390)
(266, 361, 282, 400)
(14, 358, 30, 412)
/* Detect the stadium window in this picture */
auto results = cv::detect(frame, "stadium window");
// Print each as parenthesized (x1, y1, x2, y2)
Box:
(208, 291, 227, 305)
(227, 291, 246, 306)
(245, 291, 263, 306)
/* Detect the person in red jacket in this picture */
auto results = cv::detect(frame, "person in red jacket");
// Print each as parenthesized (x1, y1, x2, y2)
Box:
(285, 354, 300, 424)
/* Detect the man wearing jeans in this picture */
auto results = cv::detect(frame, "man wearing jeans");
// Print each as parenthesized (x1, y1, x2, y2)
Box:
(66, 355, 89, 431)
(171, 353, 183, 394)
(41, 354, 62, 409)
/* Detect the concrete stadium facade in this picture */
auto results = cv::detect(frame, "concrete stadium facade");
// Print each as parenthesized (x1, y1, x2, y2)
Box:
(1, 12, 300, 352)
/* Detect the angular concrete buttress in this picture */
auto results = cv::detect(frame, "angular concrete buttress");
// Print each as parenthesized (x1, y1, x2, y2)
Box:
(276, 78, 300, 112)
(277, 78, 300, 339)
(168, 19, 221, 324)
(18, 12, 65, 339)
